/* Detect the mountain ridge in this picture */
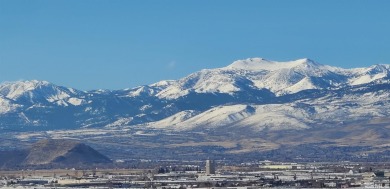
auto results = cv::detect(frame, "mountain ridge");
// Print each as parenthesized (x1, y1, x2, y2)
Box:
(0, 57, 389, 132)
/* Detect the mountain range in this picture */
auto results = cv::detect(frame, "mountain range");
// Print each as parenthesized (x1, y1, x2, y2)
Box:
(1, 58, 389, 132)
(2, 58, 390, 162)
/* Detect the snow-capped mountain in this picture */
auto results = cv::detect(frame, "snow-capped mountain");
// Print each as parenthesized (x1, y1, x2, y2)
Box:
(0, 80, 85, 107)
(154, 58, 379, 99)
(1, 58, 390, 132)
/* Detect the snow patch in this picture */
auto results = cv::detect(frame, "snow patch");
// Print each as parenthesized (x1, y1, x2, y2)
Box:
(67, 97, 84, 106)
(105, 117, 134, 127)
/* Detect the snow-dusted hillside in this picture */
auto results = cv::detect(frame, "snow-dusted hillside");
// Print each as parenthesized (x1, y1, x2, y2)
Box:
(146, 87, 390, 131)
(1, 58, 390, 132)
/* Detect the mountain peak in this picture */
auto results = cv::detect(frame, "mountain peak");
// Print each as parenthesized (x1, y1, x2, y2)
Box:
(0, 80, 83, 105)
(224, 57, 320, 71)
(0, 80, 51, 87)
(369, 64, 390, 71)
(0, 80, 53, 99)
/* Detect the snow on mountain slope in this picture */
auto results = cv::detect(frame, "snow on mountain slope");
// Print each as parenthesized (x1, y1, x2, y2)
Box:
(150, 80, 176, 88)
(145, 110, 200, 129)
(0, 80, 84, 106)
(1, 58, 390, 132)
(250, 68, 313, 95)
(125, 80, 175, 97)
(105, 117, 134, 128)
(234, 104, 312, 131)
(146, 103, 312, 131)
(283, 77, 318, 94)
(147, 105, 256, 130)
(156, 70, 252, 99)
(126, 86, 159, 97)
(225, 58, 317, 71)
(348, 64, 390, 85)
(0, 80, 50, 99)
(67, 97, 85, 106)
(0, 96, 21, 114)
(130, 58, 390, 99)
(147, 88, 390, 132)
(156, 58, 356, 98)
(226, 58, 354, 95)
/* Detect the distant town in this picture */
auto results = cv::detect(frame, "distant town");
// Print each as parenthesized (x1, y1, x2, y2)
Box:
(2, 159, 390, 189)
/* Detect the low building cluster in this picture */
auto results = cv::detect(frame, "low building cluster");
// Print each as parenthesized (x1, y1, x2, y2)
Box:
(1, 161, 390, 188)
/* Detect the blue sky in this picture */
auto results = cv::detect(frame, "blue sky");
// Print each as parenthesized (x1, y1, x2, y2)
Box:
(1, 1, 389, 90)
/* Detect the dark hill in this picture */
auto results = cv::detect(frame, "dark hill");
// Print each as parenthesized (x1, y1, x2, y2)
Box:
(0, 139, 111, 169)
(23, 139, 112, 166)
(0, 150, 29, 169)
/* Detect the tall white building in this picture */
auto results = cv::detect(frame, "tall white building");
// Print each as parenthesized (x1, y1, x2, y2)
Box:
(205, 160, 215, 174)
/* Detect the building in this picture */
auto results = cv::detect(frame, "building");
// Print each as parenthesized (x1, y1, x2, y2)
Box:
(205, 160, 215, 174)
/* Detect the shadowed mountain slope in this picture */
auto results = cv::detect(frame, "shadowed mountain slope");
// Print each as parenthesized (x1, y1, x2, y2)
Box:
(0, 139, 111, 168)
(23, 139, 111, 165)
